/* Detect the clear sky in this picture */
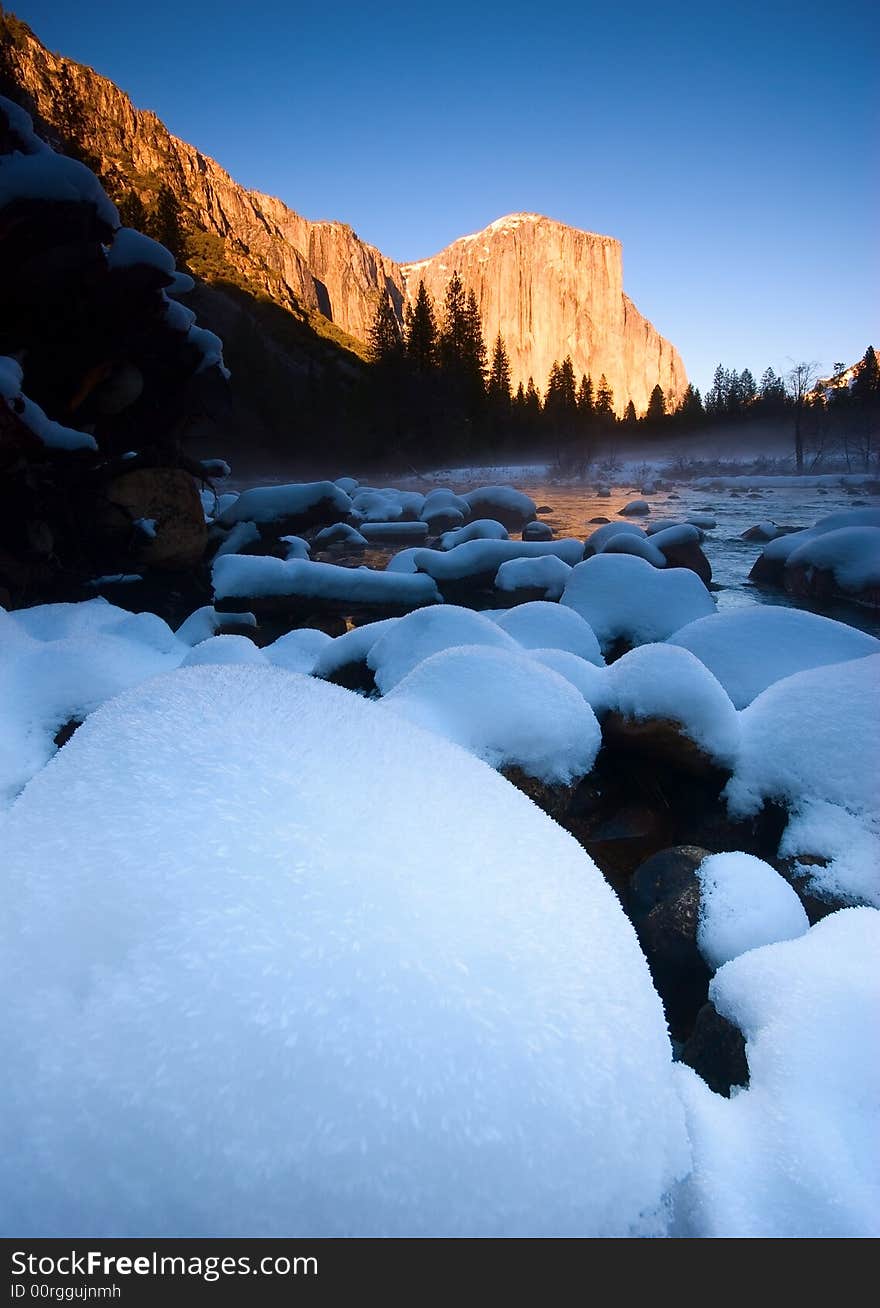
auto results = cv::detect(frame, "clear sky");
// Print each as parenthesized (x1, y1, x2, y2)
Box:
(15, 0, 879, 393)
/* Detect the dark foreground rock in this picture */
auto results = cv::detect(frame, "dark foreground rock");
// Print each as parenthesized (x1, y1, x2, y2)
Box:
(679, 1002, 749, 1097)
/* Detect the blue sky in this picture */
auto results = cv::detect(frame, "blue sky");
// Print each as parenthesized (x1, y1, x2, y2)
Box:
(16, 0, 879, 392)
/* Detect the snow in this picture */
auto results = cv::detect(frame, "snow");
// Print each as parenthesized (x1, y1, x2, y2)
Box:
(725, 655, 880, 909)
(586, 521, 645, 553)
(180, 635, 266, 667)
(600, 533, 667, 567)
(492, 601, 604, 666)
(725, 654, 880, 824)
(212, 556, 442, 608)
(411, 538, 585, 582)
(314, 523, 367, 549)
(186, 325, 230, 380)
(360, 521, 430, 542)
(311, 618, 398, 682)
(420, 488, 470, 519)
(562, 555, 715, 652)
(385, 547, 421, 574)
(686, 515, 716, 531)
(175, 606, 256, 646)
(263, 627, 333, 674)
(350, 488, 425, 523)
(107, 227, 175, 275)
(784, 526, 880, 594)
(757, 509, 880, 566)
(0, 356, 97, 452)
(675, 909, 880, 1238)
(462, 486, 537, 525)
(528, 650, 613, 714)
(217, 481, 351, 527)
(0, 600, 185, 807)
(606, 644, 740, 767)
(494, 554, 572, 599)
(0, 96, 45, 153)
(380, 645, 603, 786)
(213, 520, 260, 557)
(668, 608, 880, 708)
(0, 144, 118, 227)
(161, 294, 196, 333)
(368, 606, 518, 693)
(280, 535, 311, 560)
(438, 518, 509, 549)
(134, 517, 157, 538)
(333, 476, 359, 495)
(522, 520, 554, 541)
(695, 852, 809, 971)
(619, 499, 651, 516)
(650, 524, 703, 551)
(0, 665, 689, 1237)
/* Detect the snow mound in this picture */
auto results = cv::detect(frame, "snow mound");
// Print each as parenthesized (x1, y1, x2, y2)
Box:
(586, 521, 645, 554)
(600, 533, 667, 567)
(314, 523, 367, 549)
(758, 509, 880, 566)
(0, 666, 688, 1237)
(462, 486, 536, 527)
(217, 482, 351, 527)
(412, 538, 585, 582)
(180, 636, 266, 667)
(492, 601, 604, 665)
(619, 499, 651, 516)
(606, 644, 740, 766)
(675, 909, 880, 1237)
(0, 600, 185, 806)
(785, 526, 880, 594)
(213, 521, 260, 557)
(107, 227, 175, 275)
(562, 554, 715, 652)
(668, 608, 880, 708)
(175, 606, 256, 646)
(0, 355, 97, 451)
(381, 645, 602, 785)
(438, 518, 509, 549)
(311, 618, 398, 682)
(494, 554, 572, 599)
(695, 852, 809, 970)
(528, 650, 613, 714)
(213, 556, 441, 608)
(368, 606, 518, 693)
(263, 627, 333, 675)
(725, 655, 880, 909)
(360, 521, 429, 542)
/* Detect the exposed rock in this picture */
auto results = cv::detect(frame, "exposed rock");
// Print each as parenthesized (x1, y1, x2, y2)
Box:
(627, 845, 713, 1040)
(101, 468, 207, 570)
(679, 1001, 749, 1097)
(500, 766, 572, 823)
(658, 540, 712, 585)
(522, 521, 553, 541)
(776, 853, 857, 924)
(401, 214, 688, 412)
(601, 711, 730, 780)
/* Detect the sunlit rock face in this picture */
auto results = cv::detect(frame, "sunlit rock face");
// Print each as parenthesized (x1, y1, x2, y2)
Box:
(10, 31, 687, 412)
(402, 213, 689, 414)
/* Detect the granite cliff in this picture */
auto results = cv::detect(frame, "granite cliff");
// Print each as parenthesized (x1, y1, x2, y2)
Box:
(3, 14, 687, 413)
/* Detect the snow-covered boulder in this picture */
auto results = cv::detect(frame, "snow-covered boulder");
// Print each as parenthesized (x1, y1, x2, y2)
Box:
(494, 554, 573, 601)
(263, 627, 333, 674)
(725, 654, 880, 911)
(603, 644, 740, 772)
(180, 635, 266, 667)
(212, 556, 441, 619)
(695, 852, 809, 971)
(492, 601, 604, 666)
(217, 482, 352, 533)
(360, 521, 430, 543)
(380, 645, 602, 786)
(619, 499, 651, 516)
(368, 606, 518, 694)
(668, 608, 880, 708)
(562, 554, 715, 654)
(749, 508, 880, 589)
(313, 523, 367, 550)
(675, 909, 880, 1238)
(585, 521, 646, 555)
(438, 518, 509, 550)
(311, 617, 399, 692)
(0, 600, 185, 806)
(0, 665, 689, 1237)
(461, 485, 537, 529)
(522, 520, 553, 541)
(784, 526, 880, 606)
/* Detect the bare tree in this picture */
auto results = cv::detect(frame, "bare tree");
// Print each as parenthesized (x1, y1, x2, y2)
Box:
(786, 360, 819, 474)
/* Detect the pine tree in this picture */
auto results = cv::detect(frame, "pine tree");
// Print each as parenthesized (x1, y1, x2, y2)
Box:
(646, 384, 666, 422)
(463, 290, 487, 388)
(705, 364, 728, 416)
(149, 184, 187, 263)
(117, 190, 148, 232)
(595, 375, 614, 420)
(405, 280, 437, 373)
(525, 377, 541, 416)
(438, 272, 469, 370)
(853, 346, 880, 401)
(577, 373, 594, 418)
(677, 384, 704, 425)
(488, 333, 512, 406)
(623, 400, 637, 426)
(739, 368, 757, 408)
(368, 294, 403, 365)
